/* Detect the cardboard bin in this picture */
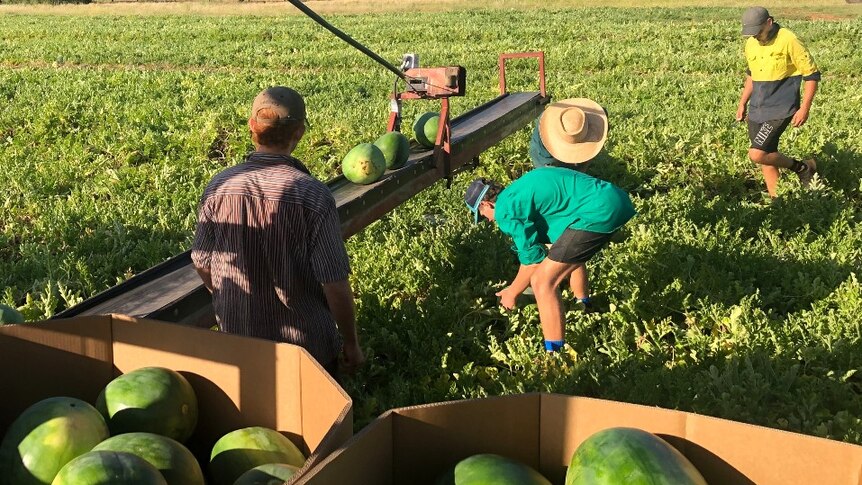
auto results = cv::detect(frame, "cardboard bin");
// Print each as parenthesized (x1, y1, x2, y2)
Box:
(0, 314, 352, 483)
(295, 393, 862, 485)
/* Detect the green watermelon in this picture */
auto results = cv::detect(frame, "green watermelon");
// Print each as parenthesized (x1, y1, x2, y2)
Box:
(233, 463, 299, 485)
(566, 427, 707, 485)
(52, 450, 167, 485)
(209, 427, 305, 485)
(0, 396, 110, 485)
(435, 454, 551, 485)
(96, 367, 198, 443)
(342, 143, 386, 185)
(93, 432, 204, 485)
(373, 131, 410, 169)
(412, 112, 440, 148)
(0, 303, 24, 324)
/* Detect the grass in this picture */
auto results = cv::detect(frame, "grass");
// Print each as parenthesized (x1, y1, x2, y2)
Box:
(2, 3, 862, 443)
(1, 0, 860, 17)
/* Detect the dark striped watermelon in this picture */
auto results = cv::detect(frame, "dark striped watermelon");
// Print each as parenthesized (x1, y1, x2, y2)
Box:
(374, 131, 410, 169)
(566, 427, 707, 485)
(96, 367, 198, 443)
(233, 463, 299, 485)
(93, 432, 204, 485)
(412, 112, 439, 148)
(209, 427, 305, 485)
(436, 454, 552, 485)
(52, 450, 167, 485)
(0, 303, 24, 324)
(0, 397, 109, 485)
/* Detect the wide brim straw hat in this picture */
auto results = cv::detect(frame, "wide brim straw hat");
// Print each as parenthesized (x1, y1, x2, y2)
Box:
(538, 97, 608, 165)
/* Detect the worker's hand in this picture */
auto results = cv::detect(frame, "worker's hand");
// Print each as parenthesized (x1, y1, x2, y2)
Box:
(735, 104, 747, 122)
(341, 340, 365, 374)
(791, 107, 810, 128)
(495, 287, 518, 311)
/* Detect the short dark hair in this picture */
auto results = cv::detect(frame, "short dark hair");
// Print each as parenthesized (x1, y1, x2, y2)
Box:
(250, 108, 304, 149)
(477, 178, 505, 203)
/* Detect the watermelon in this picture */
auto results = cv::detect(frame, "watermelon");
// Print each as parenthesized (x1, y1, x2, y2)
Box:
(412, 112, 440, 148)
(341, 143, 386, 185)
(435, 454, 551, 485)
(233, 463, 299, 485)
(0, 396, 110, 485)
(566, 427, 707, 485)
(0, 303, 24, 324)
(373, 131, 410, 169)
(52, 450, 167, 485)
(93, 432, 204, 485)
(209, 427, 305, 485)
(96, 367, 198, 443)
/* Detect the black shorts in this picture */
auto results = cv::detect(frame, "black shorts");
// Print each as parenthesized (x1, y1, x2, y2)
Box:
(748, 117, 791, 154)
(547, 229, 614, 264)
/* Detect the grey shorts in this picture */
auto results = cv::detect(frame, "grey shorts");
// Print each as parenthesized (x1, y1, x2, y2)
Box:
(547, 229, 614, 264)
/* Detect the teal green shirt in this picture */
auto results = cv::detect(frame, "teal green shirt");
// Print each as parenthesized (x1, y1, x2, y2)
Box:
(495, 167, 636, 265)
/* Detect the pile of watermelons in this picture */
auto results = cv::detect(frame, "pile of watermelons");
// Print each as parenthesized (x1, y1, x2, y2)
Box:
(341, 112, 439, 185)
(0, 367, 305, 485)
(437, 427, 708, 485)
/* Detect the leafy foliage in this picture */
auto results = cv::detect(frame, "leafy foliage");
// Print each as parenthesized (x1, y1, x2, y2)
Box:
(1, 7, 861, 442)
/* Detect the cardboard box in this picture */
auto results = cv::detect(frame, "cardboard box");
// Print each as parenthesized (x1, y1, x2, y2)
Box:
(296, 393, 862, 485)
(0, 314, 352, 483)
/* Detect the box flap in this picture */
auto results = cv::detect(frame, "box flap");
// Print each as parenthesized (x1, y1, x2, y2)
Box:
(0, 316, 114, 435)
(296, 351, 352, 474)
(108, 315, 302, 447)
(390, 394, 542, 484)
(683, 412, 862, 485)
(293, 411, 395, 485)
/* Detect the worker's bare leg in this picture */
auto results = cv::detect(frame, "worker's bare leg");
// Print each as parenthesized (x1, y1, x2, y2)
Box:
(532, 259, 580, 341)
(569, 264, 589, 300)
(749, 148, 793, 198)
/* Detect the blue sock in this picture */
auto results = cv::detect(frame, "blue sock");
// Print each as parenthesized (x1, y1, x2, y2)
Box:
(578, 296, 591, 305)
(544, 340, 564, 352)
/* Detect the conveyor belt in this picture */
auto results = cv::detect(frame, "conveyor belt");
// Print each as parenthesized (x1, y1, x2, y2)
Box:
(53, 91, 548, 324)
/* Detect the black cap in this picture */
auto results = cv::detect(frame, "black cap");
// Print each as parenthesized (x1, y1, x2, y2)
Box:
(742, 7, 770, 36)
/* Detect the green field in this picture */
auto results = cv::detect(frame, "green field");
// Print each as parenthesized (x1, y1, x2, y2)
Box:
(2, 2, 862, 438)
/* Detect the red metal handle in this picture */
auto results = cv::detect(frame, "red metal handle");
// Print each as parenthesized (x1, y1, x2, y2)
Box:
(499, 52, 546, 97)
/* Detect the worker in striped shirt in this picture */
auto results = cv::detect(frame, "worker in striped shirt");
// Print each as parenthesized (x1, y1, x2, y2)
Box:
(737, 6, 821, 198)
(192, 87, 365, 378)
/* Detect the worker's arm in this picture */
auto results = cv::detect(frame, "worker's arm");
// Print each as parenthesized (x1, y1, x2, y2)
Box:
(191, 199, 215, 293)
(193, 265, 213, 293)
(494, 201, 547, 310)
(736, 75, 753, 122)
(497, 263, 539, 310)
(789, 35, 821, 128)
(792, 79, 818, 128)
(322, 279, 365, 372)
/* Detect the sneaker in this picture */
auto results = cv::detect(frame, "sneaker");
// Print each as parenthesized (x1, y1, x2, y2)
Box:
(797, 159, 817, 188)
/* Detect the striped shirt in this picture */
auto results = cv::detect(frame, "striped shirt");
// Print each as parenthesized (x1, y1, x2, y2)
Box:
(191, 151, 350, 365)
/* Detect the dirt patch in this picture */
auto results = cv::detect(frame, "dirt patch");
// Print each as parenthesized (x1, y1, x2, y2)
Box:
(781, 8, 854, 21)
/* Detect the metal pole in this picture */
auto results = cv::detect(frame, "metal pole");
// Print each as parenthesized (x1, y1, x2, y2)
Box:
(286, 0, 407, 81)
